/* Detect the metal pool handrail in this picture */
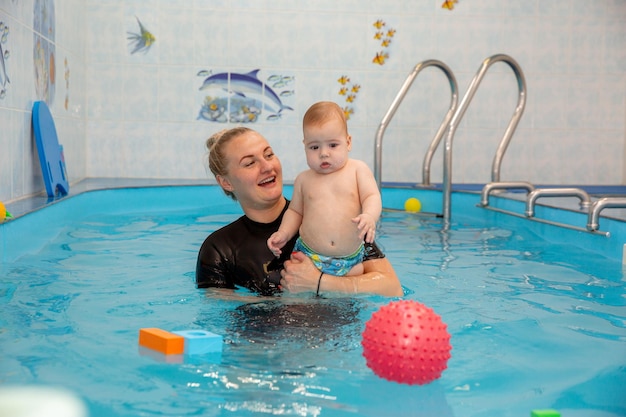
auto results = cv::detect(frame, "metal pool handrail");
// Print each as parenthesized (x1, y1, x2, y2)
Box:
(587, 197, 626, 231)
(479, 183, 617, 236)
(374, 60, 458, 190)
(525, 188, 591, 217)
(442, 54, 527, 226)
(479, 181, 535, 207)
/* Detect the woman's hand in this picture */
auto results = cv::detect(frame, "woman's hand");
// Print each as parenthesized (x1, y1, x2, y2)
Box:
(280, 251, 319, 293)
(281, 251, 403, 297)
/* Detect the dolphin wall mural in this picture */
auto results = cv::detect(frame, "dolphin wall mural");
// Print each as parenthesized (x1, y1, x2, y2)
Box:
(197, 69, 294, 123)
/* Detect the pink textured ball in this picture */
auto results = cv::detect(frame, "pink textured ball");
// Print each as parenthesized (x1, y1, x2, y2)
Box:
(362, 300, 452, 385)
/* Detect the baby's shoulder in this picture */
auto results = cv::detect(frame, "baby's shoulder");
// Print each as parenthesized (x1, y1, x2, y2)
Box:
(347, 158, 371, 172)
(293, 169, 318, 189)
(347, 158, 367, 168)
(295, 168, 315, 181)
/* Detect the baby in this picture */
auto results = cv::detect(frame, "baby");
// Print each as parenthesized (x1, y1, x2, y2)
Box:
(267, 101, 382, 277)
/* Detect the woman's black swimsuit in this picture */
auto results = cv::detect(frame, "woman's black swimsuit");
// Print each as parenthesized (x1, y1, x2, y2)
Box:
(195, 201, 385, 295)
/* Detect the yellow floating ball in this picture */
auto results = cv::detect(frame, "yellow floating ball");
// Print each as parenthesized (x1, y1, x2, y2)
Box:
(404, 197, 421, 213)
(0, 201, 11, 221)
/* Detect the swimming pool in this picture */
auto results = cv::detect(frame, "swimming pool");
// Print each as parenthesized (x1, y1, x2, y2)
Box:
(1, 185, 625, 417)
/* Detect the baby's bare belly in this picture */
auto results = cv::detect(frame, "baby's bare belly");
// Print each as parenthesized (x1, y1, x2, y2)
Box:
(299, 218, 362, 257)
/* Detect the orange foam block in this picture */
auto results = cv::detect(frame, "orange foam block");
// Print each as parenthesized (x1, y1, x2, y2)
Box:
(138, 328, 185, 355)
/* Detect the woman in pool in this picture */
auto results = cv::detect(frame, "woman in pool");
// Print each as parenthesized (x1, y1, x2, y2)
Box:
(196, 126, 402, 297)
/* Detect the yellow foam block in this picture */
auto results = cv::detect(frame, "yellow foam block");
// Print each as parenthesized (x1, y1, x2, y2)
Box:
(138, 328, 185, 355)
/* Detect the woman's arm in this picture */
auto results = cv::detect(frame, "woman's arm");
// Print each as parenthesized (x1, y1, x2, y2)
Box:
(280, 252, 403, 297)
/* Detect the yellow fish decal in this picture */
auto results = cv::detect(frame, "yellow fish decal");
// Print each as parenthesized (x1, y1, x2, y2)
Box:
(442, 0, 458, 10)
(372, 51, 389, 65)
(337, 75, 350, 85)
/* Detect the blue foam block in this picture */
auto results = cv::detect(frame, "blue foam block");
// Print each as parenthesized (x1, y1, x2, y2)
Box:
(173, 330, 223, 355)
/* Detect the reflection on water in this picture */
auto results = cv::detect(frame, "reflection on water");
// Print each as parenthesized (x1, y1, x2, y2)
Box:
(190, 298, 454, 417)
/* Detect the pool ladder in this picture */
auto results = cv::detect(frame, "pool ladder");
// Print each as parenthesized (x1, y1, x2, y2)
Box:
(374, 54, 626, 234)
(479, 182, 626, 235)
(374, 54, 526, 228)
(374, 59, 459, 189)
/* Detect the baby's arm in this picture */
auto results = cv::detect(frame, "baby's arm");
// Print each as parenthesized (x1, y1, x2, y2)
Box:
(267, 178, 304, 256)
(268, 208, 302, 256)
(352, 161, 382, 243)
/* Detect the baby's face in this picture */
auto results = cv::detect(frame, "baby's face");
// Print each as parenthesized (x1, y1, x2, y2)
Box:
(303, 118, 351, 175)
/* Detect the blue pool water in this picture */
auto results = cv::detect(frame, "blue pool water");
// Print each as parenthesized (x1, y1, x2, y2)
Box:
(1, 186, 625, 417)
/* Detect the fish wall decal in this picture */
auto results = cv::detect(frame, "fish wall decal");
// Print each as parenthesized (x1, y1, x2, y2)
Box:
(127, 16, 156, 55)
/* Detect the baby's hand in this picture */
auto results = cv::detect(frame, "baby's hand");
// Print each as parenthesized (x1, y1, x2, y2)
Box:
(352, 213, 377, 243)
(267, 232, 287, 257)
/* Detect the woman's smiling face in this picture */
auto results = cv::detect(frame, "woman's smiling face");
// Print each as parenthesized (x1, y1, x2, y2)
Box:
(217, 130, 284, 210)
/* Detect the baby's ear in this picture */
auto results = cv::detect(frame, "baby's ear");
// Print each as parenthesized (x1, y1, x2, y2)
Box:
(346, 134, 353, 150)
